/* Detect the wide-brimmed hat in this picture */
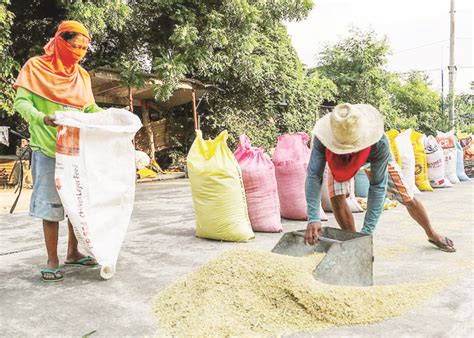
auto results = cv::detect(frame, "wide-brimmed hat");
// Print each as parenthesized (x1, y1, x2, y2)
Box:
(312, 103, 384, 154)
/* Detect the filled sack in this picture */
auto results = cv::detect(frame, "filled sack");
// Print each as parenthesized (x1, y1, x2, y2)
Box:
(234, 135, 282, 232)
(354, 167, 370, 198)
(135, 150, 150, 170)
(423, 135, 453, 188)
(457, 132, 472, 150)
(457, 132, 474, 178)
(386, 129, 402, 167)
(54, 108, 142, 279)
(187, 130, 254, 242)
(410, 131, 433, 191)
(436, 130, 459, 184)
(395, 129, 421, 194)
(455, 141, 470, 181)
(272, 132, 327, 221)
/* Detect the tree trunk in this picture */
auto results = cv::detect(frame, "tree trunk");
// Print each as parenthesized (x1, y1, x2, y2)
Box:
(141, 100, 156, 162)
(128, 86, 134, 113)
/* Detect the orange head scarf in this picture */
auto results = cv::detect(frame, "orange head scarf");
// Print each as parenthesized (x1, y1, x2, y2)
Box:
(14, 21, 95, 109)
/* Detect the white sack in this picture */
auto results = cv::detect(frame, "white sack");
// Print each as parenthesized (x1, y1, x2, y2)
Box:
(395, 129, 421, 194)
(54, 108, 142, 279)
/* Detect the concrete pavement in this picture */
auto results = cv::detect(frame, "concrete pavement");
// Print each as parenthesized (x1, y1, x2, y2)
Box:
(0, 179, 473, 337)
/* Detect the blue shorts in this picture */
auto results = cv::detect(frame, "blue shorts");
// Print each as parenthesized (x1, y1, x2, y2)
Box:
(30, 151, 65, 222)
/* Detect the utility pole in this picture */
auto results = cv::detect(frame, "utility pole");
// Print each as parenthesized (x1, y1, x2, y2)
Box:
(448, 0, 456, 125)
(441, 69, 444, 114)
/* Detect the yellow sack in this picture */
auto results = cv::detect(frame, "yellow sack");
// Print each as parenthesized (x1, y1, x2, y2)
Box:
(137, 167, 157, 179)
(410, 131, 433, 191)
(386, 130, 402, 167)
(187, 130, 254, 242)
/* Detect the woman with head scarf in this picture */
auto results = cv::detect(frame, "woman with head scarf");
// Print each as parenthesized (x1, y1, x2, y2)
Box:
(14, 21, 101, 282)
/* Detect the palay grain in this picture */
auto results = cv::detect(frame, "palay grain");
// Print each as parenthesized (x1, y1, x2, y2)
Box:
(153, 249, 446, 336)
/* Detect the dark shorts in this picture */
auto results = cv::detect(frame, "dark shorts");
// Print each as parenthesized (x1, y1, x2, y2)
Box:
(30, 151, 64, 222)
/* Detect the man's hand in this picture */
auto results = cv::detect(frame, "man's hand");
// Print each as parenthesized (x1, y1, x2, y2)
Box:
(43, 115, 58, 127)
(304, 222, 322, 245)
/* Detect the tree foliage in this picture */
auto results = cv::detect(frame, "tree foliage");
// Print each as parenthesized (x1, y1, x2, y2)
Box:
(9, 0, 67, 63)
(2, 2, 467, 161)
(200, 22, 336, 148)
(3, 0, 330, 153)
(0, 0, 18, 117)
(453, 93, 474, 133)
(80, 0, 331, 149)
(389, 72, 441, 134)
(318, 28, 391, 107)
(315, 28, 467, 136)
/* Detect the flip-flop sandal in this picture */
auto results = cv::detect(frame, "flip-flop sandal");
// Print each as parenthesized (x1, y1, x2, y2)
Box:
(41, 268, 64, 282)
(65, 256, 98, 267)
(428, 237, 456, 253)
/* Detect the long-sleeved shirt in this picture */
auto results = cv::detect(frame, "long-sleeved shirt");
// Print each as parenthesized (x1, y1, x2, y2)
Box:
(14, 86, 102, 158)
(305, 134, 392, 234)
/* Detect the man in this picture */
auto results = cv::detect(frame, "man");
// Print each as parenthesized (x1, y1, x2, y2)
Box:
(304, 103, 455, 252)
(13, 21, 101, 282)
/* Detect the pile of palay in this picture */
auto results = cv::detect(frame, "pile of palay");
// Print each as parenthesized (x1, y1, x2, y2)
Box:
(153, 249, 446, 336)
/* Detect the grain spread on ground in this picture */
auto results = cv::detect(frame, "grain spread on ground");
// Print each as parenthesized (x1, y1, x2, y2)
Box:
(375, 245, 411, 259)
(153, 249, 447, 336)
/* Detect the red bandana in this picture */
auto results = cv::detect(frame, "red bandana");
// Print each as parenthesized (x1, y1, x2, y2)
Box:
(326, 146, 372, 182)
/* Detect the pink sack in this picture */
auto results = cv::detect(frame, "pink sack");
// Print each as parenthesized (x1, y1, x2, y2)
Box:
(272, 132, 328, 221)
(234, 135, 258, 162)
(234, 135, 282, 232)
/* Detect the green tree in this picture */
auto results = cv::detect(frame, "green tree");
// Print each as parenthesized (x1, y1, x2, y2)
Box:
(316, 28, 409, 130)
(0, 0, 26, 155)
(117, 56, 147, 109)
(4, 0, 335, 155)
(0, 0, 18, 117)
(454, 93, 474, 133)
(126, 0, 315, 102)
(8, 0, 130, 65)
(8, 0, 68, 63)
(315, 28, 458, 135)
(390, 72, 441, 134)
(202, 22, 336, 149)
(318, 28, 391, 106)
(2, 0, 131, 142)
(84, 0, 332, 149)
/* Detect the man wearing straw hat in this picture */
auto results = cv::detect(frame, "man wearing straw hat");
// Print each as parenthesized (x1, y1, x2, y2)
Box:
(304, 103, 455, 252)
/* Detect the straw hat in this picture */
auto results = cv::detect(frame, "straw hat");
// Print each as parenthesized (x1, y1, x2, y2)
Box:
(312, 103, 384, 155)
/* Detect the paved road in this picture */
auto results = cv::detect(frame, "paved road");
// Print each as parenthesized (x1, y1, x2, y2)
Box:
(1, 179, 472, 336)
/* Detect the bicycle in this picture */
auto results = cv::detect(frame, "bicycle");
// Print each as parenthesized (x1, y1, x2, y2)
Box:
(0, 128, 31, 213)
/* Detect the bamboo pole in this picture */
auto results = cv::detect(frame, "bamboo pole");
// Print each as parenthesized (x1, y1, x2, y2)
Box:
(192, 90, 199, 130)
